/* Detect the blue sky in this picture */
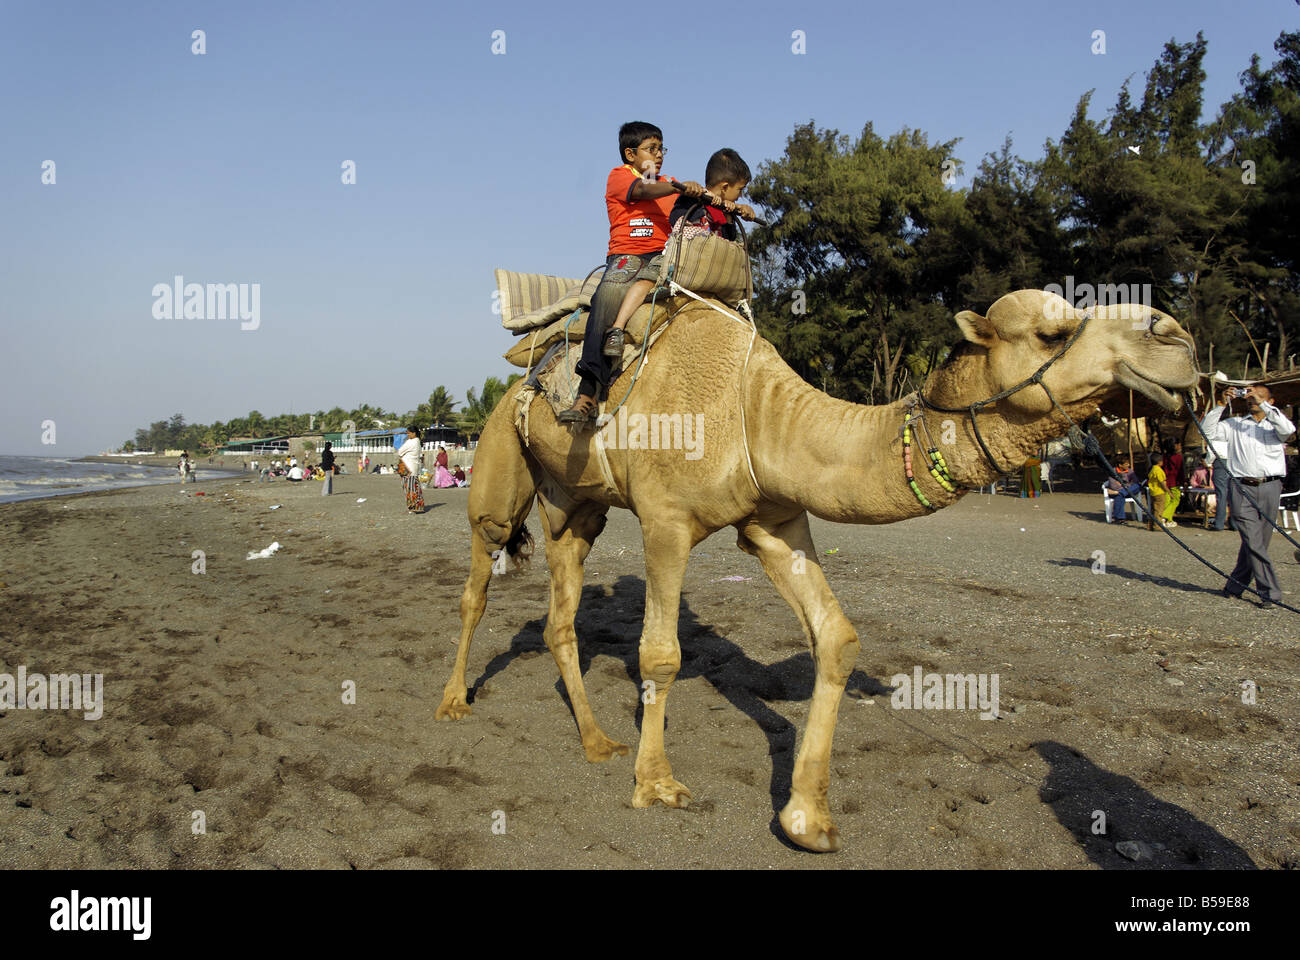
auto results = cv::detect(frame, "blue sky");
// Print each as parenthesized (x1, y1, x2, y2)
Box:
(1, 0, 1295, 455)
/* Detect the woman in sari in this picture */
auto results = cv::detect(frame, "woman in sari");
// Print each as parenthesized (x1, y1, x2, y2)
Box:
(397, 426, 424, 513)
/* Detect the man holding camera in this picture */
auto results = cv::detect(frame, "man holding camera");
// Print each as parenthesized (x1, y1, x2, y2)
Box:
(1201, 385, 1296, 606)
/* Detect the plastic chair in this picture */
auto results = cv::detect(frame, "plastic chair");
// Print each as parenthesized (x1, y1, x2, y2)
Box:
(1102, 482, 1146, 523)
(1280, 490, 1299, 530)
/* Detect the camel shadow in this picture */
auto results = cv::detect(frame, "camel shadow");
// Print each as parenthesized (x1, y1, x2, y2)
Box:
(1066, 510, 1115, 524)
(1035, 741, 1256, 869)
(467, 572, 889, 851)
(1047, 557, 1225, 597)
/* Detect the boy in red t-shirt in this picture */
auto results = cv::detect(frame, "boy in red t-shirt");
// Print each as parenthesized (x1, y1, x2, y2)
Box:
(559, 121, 705, 422)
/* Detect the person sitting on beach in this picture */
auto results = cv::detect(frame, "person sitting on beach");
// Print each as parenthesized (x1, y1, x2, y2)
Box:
(559, 121, 706, 423)
(287, 464, 304, 481)
(452, 466, 466, 485)
(1187, 457, 1213, 513)
(1106, 456, 1143, 523)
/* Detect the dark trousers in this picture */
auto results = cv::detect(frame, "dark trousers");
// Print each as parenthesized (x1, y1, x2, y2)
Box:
(574, 252, 660, 397)
(1212, 462, 1230, 529)
(1110, 482, 1143, 521)
(1226, 478, 1282, 601)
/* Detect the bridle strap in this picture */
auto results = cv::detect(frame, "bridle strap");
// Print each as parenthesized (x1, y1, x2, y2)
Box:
(920, 310, 1095, 475)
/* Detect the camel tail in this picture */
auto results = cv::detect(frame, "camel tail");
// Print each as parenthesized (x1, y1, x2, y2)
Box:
(505, 523, 534, 569)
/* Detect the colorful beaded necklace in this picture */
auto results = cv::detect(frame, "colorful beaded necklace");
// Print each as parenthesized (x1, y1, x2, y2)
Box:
(902, 398, 961, 510)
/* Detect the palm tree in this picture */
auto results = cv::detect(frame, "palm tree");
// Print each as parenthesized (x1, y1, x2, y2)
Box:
(426, 386, 457, 426)
(247, 410, 266, 437)
(459, 374, 522, 440)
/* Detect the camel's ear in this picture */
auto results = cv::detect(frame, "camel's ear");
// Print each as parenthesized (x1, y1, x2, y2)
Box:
(954, 310, 997, 349)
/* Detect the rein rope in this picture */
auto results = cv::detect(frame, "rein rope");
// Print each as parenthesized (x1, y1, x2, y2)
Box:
(911, 309, 1299, 614)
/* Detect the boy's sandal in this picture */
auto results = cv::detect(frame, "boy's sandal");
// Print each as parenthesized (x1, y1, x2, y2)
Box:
(557, 395, 598, 423)
(602, 328, 625, 357)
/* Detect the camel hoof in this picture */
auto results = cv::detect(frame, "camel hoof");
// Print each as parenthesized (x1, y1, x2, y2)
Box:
(436, 695, 472, 721)
(780, 797, 842, 852)
(632, 776, 692, 808)
(583, 734, 630, 763)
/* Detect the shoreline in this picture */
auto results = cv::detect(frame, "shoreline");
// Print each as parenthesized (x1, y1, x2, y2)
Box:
(0, 471, 249, 508)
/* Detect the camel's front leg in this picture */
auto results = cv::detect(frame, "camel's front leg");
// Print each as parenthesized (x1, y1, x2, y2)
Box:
(737, 512, 860, 852)
(632, 519, 696, 808)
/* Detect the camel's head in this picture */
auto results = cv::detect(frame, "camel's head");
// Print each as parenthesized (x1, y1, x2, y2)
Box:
(946, 289, 1198, 417)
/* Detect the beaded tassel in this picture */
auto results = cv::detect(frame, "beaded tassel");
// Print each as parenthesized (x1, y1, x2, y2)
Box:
(902, 423, 935, 509)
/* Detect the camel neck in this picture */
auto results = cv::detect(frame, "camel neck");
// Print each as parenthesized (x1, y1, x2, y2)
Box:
(744, 342, 1083, 522)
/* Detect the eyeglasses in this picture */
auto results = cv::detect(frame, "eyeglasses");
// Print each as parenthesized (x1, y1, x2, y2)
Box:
(639, 144, 666, 156)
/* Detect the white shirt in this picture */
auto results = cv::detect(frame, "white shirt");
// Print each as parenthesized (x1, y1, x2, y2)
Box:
(1201, 402, 1295, 479)
(397, 437, 422, 475)
(288, 466, 304, 480)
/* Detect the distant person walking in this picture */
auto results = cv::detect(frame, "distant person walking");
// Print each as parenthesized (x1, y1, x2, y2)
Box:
(1203, 385, 1296, 606)
(178, 451, 193, 484)
(397, 425, 424, 513)
(319, 441, 335, 495)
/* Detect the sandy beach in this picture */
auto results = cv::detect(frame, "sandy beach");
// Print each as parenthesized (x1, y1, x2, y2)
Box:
(0, 474, 1295, 869)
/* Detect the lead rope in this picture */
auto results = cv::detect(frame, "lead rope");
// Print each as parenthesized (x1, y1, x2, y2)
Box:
(1071, 403, 1300, 615)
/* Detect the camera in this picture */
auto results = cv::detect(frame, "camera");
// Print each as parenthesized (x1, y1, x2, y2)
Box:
(1232, 387, 1251, 398)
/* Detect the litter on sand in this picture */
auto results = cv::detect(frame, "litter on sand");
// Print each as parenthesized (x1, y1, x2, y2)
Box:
(246, 541, 281, 560)
(356, 498, 367, 503)
(824, 548, 839, 555)
(269, 504, 282, 510)
(711, 575, 752, 582)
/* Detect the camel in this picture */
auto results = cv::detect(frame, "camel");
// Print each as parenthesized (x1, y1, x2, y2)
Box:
(436, 288, 1198, 852)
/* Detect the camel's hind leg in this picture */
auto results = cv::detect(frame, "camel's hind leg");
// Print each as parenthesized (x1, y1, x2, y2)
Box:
(736, 511, 861, 852)
(436, 408, 536, 721)
(535, 497, 628, 762)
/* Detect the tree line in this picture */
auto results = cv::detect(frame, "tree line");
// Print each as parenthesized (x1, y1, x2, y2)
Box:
(123, 30, 1297, 451)
(119, 376, 522, 453)
(747, 30, 1299, 406)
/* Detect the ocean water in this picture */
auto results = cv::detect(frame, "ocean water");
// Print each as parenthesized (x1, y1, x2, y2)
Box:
(0, 455, 197, 504)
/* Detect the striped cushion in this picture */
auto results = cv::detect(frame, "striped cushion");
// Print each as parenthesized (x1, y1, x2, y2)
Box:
(495, 269, 585, 331)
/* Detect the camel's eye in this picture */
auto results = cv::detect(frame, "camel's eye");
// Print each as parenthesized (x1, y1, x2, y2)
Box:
(1038, 329, 1071, 346)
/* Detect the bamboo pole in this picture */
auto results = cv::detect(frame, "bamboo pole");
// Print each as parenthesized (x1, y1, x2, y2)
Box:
(1127, 390, 1134, 471)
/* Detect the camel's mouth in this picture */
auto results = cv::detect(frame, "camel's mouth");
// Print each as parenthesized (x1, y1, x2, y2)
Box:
(1115, 359, 1193, 411)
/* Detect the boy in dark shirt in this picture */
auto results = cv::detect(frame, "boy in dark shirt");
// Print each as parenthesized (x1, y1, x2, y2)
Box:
(559, 122, 706, 422)
(667, 147, 754, 241)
